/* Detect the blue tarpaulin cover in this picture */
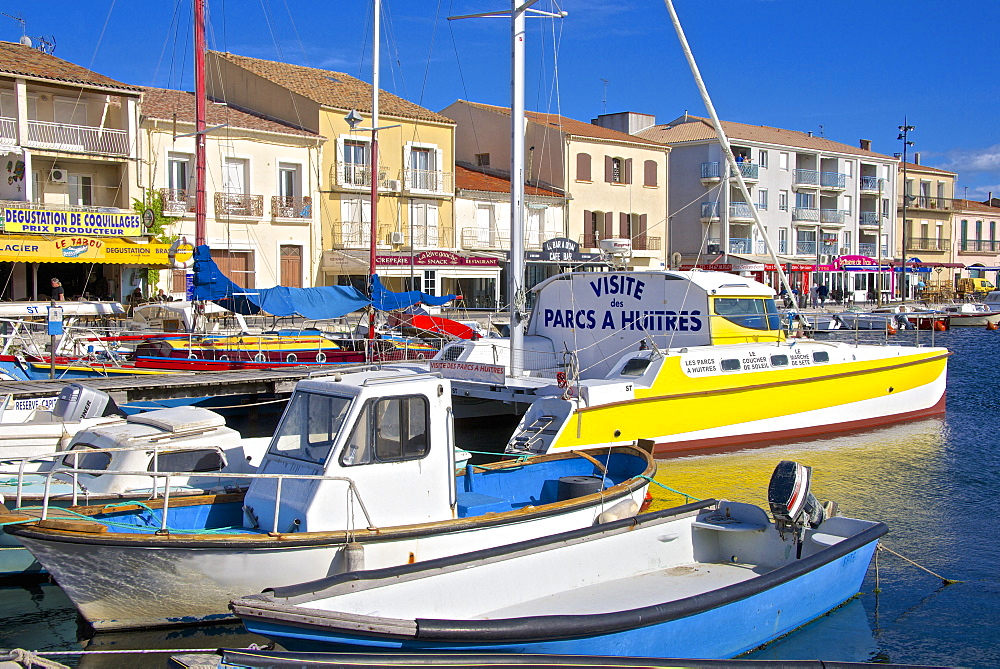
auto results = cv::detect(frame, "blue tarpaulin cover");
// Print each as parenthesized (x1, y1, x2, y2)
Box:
(191, 245, 454, 318)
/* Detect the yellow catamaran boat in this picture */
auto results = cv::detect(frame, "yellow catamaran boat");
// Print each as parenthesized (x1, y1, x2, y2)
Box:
(431, 269, 948, 457)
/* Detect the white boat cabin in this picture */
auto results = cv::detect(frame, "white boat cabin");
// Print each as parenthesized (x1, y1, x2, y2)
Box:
(244, 371, 456, 534)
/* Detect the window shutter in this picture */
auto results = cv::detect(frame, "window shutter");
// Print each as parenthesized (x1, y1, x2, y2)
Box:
(605, 156, 613, 183)
(577, 153, 591, 181)
(604, 211, 614, 239)
(644, 160, 657, 187)
(637, 214, 648, 248)
(624, 158, 633, 185)
(583, 209, 593, 246)
(619, 212, 629, 238)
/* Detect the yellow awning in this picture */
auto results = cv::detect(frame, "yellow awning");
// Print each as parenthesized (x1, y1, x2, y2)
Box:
(0, 235, 171, 265)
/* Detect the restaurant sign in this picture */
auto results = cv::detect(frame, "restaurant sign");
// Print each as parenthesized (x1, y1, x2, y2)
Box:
(1, 206, 143, 237)
(377, 251, 498, 267)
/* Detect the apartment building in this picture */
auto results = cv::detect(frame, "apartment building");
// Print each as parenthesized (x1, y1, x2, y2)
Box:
(0, 40, 149, 301)
(441, 101, 669, 277)
(139, 87, 324, 297)
(896, 160, 959, 297)
(205, 53, 496, 301)
(952, 199, 1000, 290)
(638, 114, 899, 299)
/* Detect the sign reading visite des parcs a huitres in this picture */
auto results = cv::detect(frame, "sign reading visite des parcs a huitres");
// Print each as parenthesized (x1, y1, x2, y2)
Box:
(1, 206, 143, 236)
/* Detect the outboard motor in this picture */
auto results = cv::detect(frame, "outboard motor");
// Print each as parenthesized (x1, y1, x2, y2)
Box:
(52, 383, 123, 420)
(768, 460, 826, 557)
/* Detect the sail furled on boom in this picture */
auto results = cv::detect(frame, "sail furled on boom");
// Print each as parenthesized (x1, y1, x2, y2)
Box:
(191, 245, 454, 318)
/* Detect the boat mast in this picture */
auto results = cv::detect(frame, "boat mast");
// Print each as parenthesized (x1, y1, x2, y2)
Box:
(508, 0, 527, 376)
(368, 0, 381, 340)
(194, 0, 207, 247)
(661, 0, 797, 307)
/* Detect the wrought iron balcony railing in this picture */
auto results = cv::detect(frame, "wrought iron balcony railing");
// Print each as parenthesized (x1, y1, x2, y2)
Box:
(26, 119, 129, 156)
(160, 188, 195, 215)
(271, 195, 312, 219)
(906, 236, 951, 251)
(820, 172, 846, 189)
(214, 192, 264, 218)
(792, 207, 820, 221)
(403, 169, 453, 195)
(900, 195, 956, 211)
(860, 175, 884, 192)
(793, 169, 819, 187)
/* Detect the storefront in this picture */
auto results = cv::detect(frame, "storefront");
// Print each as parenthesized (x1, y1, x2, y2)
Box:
(0, 233, 170, 302)
(322, 249, 502, 310)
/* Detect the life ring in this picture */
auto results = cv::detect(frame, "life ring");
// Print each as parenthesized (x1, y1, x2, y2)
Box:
(254, 353, 267, 363)
(286, 353, 298, 364)
(219, 354, 229, 361)
(315, 352, 327, 364)
(556, 372, 568, 388)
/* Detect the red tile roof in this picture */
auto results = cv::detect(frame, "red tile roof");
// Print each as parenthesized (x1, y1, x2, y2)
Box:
(141, 88, 320, 138)
(901, 161, 956, 176)
(210, 52, 453, 125)
(456, 164, 562, 197)
(451, 100, 665, 148)
(0, 41, 138, 91)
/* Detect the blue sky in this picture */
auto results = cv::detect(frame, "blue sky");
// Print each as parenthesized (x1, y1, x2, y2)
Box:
(11, 1, 1000, 199)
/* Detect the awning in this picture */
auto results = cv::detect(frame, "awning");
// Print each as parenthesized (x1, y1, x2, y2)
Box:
(888, 260, 964, 268)
(0, 235, 170, 265)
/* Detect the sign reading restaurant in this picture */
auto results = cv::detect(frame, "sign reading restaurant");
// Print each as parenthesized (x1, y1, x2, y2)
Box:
(1, 206, 143, 237)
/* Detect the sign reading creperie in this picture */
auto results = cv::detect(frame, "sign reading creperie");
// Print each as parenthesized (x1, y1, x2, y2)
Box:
(1, 206, 143, 237)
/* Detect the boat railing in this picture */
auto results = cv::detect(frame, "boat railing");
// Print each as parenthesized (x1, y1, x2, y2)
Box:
(0, 442, 245, 508)
(27, 467, 374, 535)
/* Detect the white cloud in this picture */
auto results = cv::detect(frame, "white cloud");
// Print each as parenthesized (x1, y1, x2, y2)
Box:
(937, 145, 1000, 173)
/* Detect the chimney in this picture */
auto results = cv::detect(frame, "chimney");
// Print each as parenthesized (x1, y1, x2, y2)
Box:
(683, 109, 688, 122)
(807, 131, 812, 137)
(913, 152, 921, 165)
(859, 139, 871, 151)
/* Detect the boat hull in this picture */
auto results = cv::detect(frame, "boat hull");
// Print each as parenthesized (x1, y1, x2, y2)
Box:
(547, 345, 948, 457)
(233, 503, 885, 660)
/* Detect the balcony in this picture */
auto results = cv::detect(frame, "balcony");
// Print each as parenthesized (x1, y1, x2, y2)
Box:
(729, 238, 752, 254)
(330, 222, 393, 249)
(730, 202, 753, 221)
(858, 243, 889, 258)
(796, 241, 816, 255)
(271, 195, 312, 219)
(792, 169, 820, 189)
(734, 162, 759, 181)
(959, 239, 1000, 253)
(820, 243, 839, 256)
(819, 209, 847, 225)
(332, 162, 390, 190)
(906, 236, 950, 252)
(26, 119, 129, 156)
(900, 195, 956, 212)
(214, 192, 264, 218)
(820, 171, 847, 190)
(462, 228, 510, 250)
(860, 175, 884, 193)
(700, 201, 721, 221)
(700, 161, 721, 184)
(410, 226, 453, 249)
(859, 211, 882, 228)
(580, 234, 661, 251)
(792, 207, 820, 222)
(160, 188, 195, 216)
(403, 169, 453, 196)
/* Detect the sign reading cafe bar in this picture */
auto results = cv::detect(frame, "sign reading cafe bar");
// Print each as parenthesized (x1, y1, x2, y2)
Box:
(1, 206, 143, 237)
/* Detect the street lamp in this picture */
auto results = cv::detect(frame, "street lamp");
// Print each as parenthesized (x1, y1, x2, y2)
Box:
(897, 119, 914, 302)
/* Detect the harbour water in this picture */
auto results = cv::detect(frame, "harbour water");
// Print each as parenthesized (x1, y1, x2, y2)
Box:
(1, 327, 998, 667)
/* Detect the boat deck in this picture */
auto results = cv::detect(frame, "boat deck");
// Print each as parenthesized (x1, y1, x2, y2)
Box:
(478, 560, 769, 618)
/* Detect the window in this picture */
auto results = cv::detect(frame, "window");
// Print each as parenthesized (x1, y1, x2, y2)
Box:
(812, 351, 830, 363)
(843, 195, 852, 215)
(758, 189, 768, 210)
(168, 153, 192, 191)
(341, 197, 372, 246)
(620, 358, 652, 376)
(61, 444, 111, 473)
(408, 145, 440, 191)
(270, 391, 354, 464)
(605, 156, 631, 184)
(960, 219, 968, 245)
(423, 270, 436, 296)
(612, 157, 622, 183)
(795, 191, 815, 209)
(721, 359, 741, 371)
(576, 153, 591, 181)
(410, 201, 439, 247)
(713, 297, 780, 330)
(643, 159, 657, 187)
(770, 354, 788, 367)
(778, 228, 788, 254)
(779, 190, 789, 211)
(758, 150, 768, 168)
(152, 449, 226, 473)
(844, 230, 852, 252)
(341, 396, 430, 466)
(844, 161, 853, 177)
(475, 153, 490, 167)
(54, 96, 88, 126)
(779, 152, 789, 170)
(342, 139, 369, 186)
(68, 174, 93, 206)
(278, 163, 300, 198)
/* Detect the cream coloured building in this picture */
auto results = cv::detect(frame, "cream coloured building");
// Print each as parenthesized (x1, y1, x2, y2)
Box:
(139, 87, 324, 296)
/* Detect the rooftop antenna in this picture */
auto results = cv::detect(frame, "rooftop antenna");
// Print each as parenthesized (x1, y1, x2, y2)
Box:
(819, 124, 825, 138)
(601, 78, 608, 114)
(2, 12, 55, 53)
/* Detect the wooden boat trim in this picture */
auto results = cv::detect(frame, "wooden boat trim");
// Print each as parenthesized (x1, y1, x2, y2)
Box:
(576, 350, 950, 415)
(230, 509, 887, 643)
(8, 447, 655, 549)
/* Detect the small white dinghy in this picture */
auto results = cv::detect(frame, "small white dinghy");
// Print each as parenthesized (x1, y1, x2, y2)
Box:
(232, 461, 886, 660)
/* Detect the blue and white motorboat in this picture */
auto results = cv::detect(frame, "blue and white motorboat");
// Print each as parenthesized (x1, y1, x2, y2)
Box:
(231, 461, 886, 660)
(5, 367, 655, 630)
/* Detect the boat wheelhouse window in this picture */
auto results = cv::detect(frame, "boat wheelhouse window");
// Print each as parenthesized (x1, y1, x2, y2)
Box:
(341, 395, 430, 467)
(770, 354, 789, 367)
(60, 444, 112, 473)
(620, 357, 651, 377)
(721, 359, 741, 371)
(713, 298, 781, 331)
(441, 345, 463, 361)
(150, 449, 226, 473)
(269, 392, 353, 465)
(812, 351, 830, 363)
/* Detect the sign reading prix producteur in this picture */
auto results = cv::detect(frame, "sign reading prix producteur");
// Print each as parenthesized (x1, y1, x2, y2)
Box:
(1, 206, 143, 237)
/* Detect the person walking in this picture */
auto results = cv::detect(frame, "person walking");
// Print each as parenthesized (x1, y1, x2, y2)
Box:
(809, 284, 819, 309)
(50, 278, 64, 301)
(817, 284, 829, 307)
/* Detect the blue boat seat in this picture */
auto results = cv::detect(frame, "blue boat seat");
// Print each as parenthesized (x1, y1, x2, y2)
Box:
(456, 491, 511, 517)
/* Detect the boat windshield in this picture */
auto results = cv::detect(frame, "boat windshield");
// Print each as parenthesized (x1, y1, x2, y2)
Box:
(713, 297, 781, 330)
(268, 391, 354, 465)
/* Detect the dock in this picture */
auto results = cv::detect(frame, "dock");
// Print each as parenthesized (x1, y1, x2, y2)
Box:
(0, 365, 369, 405)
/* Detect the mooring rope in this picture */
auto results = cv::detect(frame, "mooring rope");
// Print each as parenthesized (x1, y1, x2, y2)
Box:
(640, 475, 701, 503)
(878, 544, 961, 585)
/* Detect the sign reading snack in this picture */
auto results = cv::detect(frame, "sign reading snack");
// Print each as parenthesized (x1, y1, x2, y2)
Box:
(1, 206, 143, 237)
